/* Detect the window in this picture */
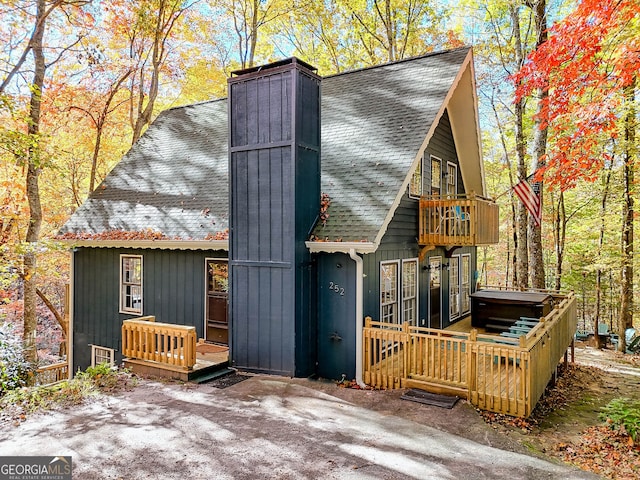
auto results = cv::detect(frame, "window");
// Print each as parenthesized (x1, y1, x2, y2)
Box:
(409, 156, 423, 198)
(402, 259, 418, 325)
(431, 156, 441, 195)
(380, 261, 399, 323)
(91, 345, 115, 367)
(461, 254, 471, 313)
(120, 255, 142, 314)
(449, 256, 460, 319)
(446, 162, 457, 195)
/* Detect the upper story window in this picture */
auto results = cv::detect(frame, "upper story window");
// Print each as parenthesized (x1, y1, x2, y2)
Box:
(431, 156, 442, 195)
(120, 254, 142, 314)
(446, 162, 457, 195)
(409, 155, 424, 198)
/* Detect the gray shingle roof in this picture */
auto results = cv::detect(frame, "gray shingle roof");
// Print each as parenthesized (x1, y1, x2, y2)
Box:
(60, 47, 472, 244)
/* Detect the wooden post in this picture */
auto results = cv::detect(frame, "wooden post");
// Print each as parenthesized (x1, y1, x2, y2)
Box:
(467, 329, 477, 399)
(570, 338, 575, 363)
(403, 322, 409, 380)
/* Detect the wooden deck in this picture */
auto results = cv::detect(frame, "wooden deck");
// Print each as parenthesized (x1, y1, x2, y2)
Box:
(122, 316, 230, 382)
(364, 291, 577, 417)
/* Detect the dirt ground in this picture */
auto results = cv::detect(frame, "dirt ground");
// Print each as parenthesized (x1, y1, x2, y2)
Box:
(0, 344, 636, 479)
(476, 343, 640, 477)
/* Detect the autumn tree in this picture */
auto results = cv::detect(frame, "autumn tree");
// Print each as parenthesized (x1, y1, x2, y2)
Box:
(0, 0, 93, 371)
(339, 0, 452, 64)
(462, 0, 557, 289)
(523, 0, 547, 290)
(515, 0, 639, 348)
(272, 0, 365, 74)
(106, 0, 197, 145)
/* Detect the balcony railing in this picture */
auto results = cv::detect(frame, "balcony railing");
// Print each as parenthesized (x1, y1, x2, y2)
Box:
(419, 194, 499, 247)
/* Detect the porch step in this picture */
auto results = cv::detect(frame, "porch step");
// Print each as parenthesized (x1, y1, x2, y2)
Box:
(401, 389, 459, 409)
(191, 367, 235, 384)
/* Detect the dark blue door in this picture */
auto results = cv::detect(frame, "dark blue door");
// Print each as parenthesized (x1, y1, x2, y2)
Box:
(317, 254, 356, 380)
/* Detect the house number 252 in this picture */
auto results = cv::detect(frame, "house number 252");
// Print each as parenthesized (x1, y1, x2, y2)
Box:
(328, 282, 345, 296)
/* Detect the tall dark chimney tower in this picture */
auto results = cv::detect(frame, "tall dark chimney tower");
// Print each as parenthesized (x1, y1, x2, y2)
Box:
(228, 58, 321, 376)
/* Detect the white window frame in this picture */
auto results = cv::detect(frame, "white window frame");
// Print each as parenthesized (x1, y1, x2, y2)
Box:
(449, 255, 460, 319)
(402, 258, 419, 325)
(461, 254, 471, 314)
(380, 260, 400, 324)
(91, 345, 115, 367)
(446, 161, 457, 196)
(409, 155, 424, 199)
(119, 254, 143, 314)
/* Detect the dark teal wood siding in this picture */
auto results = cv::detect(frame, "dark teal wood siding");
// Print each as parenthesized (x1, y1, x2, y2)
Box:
(72, 247, 226, 371)
(424, 109, 464, 195)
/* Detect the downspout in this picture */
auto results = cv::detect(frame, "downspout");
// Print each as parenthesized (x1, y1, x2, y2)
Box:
(68, 249, 74, 380)
(349, 248, 366, 388)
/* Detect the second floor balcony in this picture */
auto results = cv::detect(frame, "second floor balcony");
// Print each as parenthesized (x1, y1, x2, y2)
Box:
(419, 194, 499, 247)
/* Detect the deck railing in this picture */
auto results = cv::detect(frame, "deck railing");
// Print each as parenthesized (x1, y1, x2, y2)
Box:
(122, 316, 197, 370)
(363, 291, 577, 417)
(36, 362, 69, 385)
(419, 194, 499, 246)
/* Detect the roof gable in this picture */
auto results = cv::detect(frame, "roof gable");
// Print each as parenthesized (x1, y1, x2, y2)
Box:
(60, 47, 483, 251)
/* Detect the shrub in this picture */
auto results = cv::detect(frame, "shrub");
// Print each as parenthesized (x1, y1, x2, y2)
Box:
(0, 323, 33, 395)
(1, 363, 135, 419)
(599, 397, 640, 443)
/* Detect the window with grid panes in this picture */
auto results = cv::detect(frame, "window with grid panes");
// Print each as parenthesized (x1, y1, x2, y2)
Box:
(120, 255, 142, 314)
(402, 259, 418, 325)
(380, 261, 399, 323)
(409, 156, 423, 198)
(91, 345, 114, 367)
(461, 254, 471, 313)
(449, 255, 460, 318)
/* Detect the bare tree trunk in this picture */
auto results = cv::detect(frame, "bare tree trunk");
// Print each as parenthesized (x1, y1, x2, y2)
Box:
(510, 4, 529, 289)
(553, 191, 565, 291)
(23, 0, 46, 376)
(595, 160, 613, 349)
(131, 0, 189, 144)
(527, 0, 547, 290)
(618, 78, 636, 352)
(487, 87, 518, 287)
(248, 0, 258, 67)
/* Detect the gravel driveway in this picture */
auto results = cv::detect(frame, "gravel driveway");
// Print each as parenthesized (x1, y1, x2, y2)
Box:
(0, 374, 600, 479)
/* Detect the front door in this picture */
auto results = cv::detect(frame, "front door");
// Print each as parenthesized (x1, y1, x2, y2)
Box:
(206, 259, 229, 345)
(317, 254, 356, 380)
(429, 257, 442, 329)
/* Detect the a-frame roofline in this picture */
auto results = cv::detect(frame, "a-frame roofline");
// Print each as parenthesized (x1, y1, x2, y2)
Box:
(374, 48, 484, 248)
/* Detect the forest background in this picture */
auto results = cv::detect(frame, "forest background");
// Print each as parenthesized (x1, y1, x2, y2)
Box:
(0, 0, 637, 368)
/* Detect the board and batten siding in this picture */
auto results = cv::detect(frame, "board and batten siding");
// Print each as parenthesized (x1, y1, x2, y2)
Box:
(72, 247, 225, 370)
(229, 59, 320, 377)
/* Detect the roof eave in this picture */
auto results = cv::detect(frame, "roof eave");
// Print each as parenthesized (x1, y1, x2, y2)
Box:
(305, 241, 377, 254)
(57, 239, 229, 251)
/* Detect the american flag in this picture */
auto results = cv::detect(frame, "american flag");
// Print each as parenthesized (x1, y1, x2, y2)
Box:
(514, 178, 541, 226)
